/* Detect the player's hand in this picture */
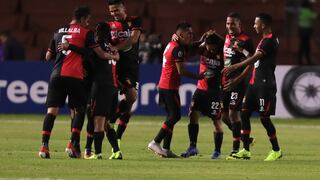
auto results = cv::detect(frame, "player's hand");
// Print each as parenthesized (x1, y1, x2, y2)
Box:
(171, 33, 179, 42)
(57, 41, 69, 51)
(109, 45, 118, 52)
(113, 52, 120, 61)
(223, 78, 239, 91)
(222, 64, 237, 77)
(203, 69, 215, 78)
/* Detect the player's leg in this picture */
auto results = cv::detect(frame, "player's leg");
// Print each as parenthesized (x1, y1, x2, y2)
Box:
(181, 90, 201, 158)
(221, 92, 232, 130)
(115, 86, 137, 140)
(66, 78, 86, 158)
(105, 121, 122, 160)
(148, 89, 180, 157)
(180, 110, 200, 158)
(212, 117, 223, 160)
(257, 88, 282, 161)
(84, 103, 94, 159)
(231, 86, 255, 160)
(39, 107, 59, 159)
(39, 77, 65, 159)
(87, 115, 105, 160)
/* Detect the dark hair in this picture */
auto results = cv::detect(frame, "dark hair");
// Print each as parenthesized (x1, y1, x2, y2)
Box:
(73, 6, 91, 21)
(205, 34, 223, 47)
(227, 12, 242, 21)
(176, 21, 192, 32)
(256, 13, 273, 26)
(95, 22, 111, 43)
(107, 0, 124, 5)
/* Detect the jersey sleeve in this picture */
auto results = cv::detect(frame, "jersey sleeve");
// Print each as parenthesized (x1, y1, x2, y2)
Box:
(172, 46, 185, 62)
(257, 39, 274, 56)
(131, 17, 143, 31)
(85, 30, 99, 49)
(242, 39, 255, 54)
(47, 38, 56, 54)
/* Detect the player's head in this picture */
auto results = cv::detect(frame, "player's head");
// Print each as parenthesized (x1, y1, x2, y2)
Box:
(95, 22, 111, 43)
(73, 6, 91, 28)
(108, 0, 126, 21)
(254, 13, 272, 34)
(226, 12, 242, 36)
(205, 34, 224, 53)
(175, 21, 193, 45)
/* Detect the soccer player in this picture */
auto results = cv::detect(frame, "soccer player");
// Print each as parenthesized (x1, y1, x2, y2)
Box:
(221, 12, 255, 159)
(38, 6, 117, 159)
(59, 23, 122, 160)
(107, 0, 143, 148)
(223, 13, 282, 161)
(180, 34, 225, 159)
(87, 22, 122, 160)
(148, 22, 204, 158)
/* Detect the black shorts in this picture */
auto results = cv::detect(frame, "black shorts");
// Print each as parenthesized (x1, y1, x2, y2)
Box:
(189, 89, 221, 120)
(158, 88, 181, 118)
(222, 81, 246, 112)
(46, 76, 86, 108)
(242, 84, 277, 116)
(90, 83, 118, 118)
(117, 51, 139, 90)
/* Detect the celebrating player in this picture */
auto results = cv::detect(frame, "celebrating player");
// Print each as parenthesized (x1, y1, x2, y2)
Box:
(223, 13, 282, 161)
(148, 22, 205, 158)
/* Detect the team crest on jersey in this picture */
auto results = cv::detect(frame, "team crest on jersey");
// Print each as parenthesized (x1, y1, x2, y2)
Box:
(128, 21, 132, 27)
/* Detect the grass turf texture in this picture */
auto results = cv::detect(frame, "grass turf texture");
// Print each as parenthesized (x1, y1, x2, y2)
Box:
(0, 114, 320, 179)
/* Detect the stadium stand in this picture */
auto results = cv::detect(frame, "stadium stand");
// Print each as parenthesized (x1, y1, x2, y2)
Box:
(0, 0, 319, 64)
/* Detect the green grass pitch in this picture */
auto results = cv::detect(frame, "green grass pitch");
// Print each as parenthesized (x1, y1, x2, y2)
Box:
(0, 114, 320, 179)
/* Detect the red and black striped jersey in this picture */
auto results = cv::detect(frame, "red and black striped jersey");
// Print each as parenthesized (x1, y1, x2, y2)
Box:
(222, 32, 254, 85)
(250, 33, 279, 87)
(159, 41, 185, 90)
(107, 16, 142, 55)
(48, 23, 99, 80)
(197, 47, 223, 91)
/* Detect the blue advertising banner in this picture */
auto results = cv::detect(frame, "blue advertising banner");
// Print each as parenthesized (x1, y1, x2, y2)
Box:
(0, 62, 199, 115)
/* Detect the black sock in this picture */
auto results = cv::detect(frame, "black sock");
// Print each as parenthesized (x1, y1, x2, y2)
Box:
(223, 119, 233, 131)
(93, 132, 104, 154)
(232, 121, 241, 152)
(163, 129, 173, 150)
(106, 129, 120, 152)
(85, 112, 94, 150)
(116, 113, 130, 139)
(241, 111, 251, 151)
(41, 113, 56, 147)
(70, 111, 85, 144)
(188, 123, 199, 147)
(214, 132, 223, 152)
(261, 117, 280, 151)
(154, 128, 167, 143)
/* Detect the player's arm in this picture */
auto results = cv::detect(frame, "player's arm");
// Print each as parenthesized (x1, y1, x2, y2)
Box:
(223, 64, 253, 91)
(176, 62, 203, 80)
(92, 47, 120, 61)
(45, 38, 56, 61)
(85, 30, 120, 61)
(222, 51, 264, 77)
(113, 17, 142, 51)
(58, 41, 88, 56)
(172, 46, 203, 80)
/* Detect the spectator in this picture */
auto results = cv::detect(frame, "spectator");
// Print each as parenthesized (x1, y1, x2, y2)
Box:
(139, 32, 151, 64)
(297, 0, 318, 65)
(285, 0, 299, 49)
(0, 31, 25, 61)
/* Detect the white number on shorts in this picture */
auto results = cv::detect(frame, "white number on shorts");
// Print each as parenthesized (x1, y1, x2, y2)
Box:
(231, 92, 238, 100)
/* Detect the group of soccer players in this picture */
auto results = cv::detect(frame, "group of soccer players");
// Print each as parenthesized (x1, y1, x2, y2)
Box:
(38, 0, 282, 161)
(147, 13, 282, 161)
(39, 0, 141, 160)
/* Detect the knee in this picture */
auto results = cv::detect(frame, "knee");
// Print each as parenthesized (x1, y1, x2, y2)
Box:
(229, 110, 240, 123)
(47, 107, 59, 116)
